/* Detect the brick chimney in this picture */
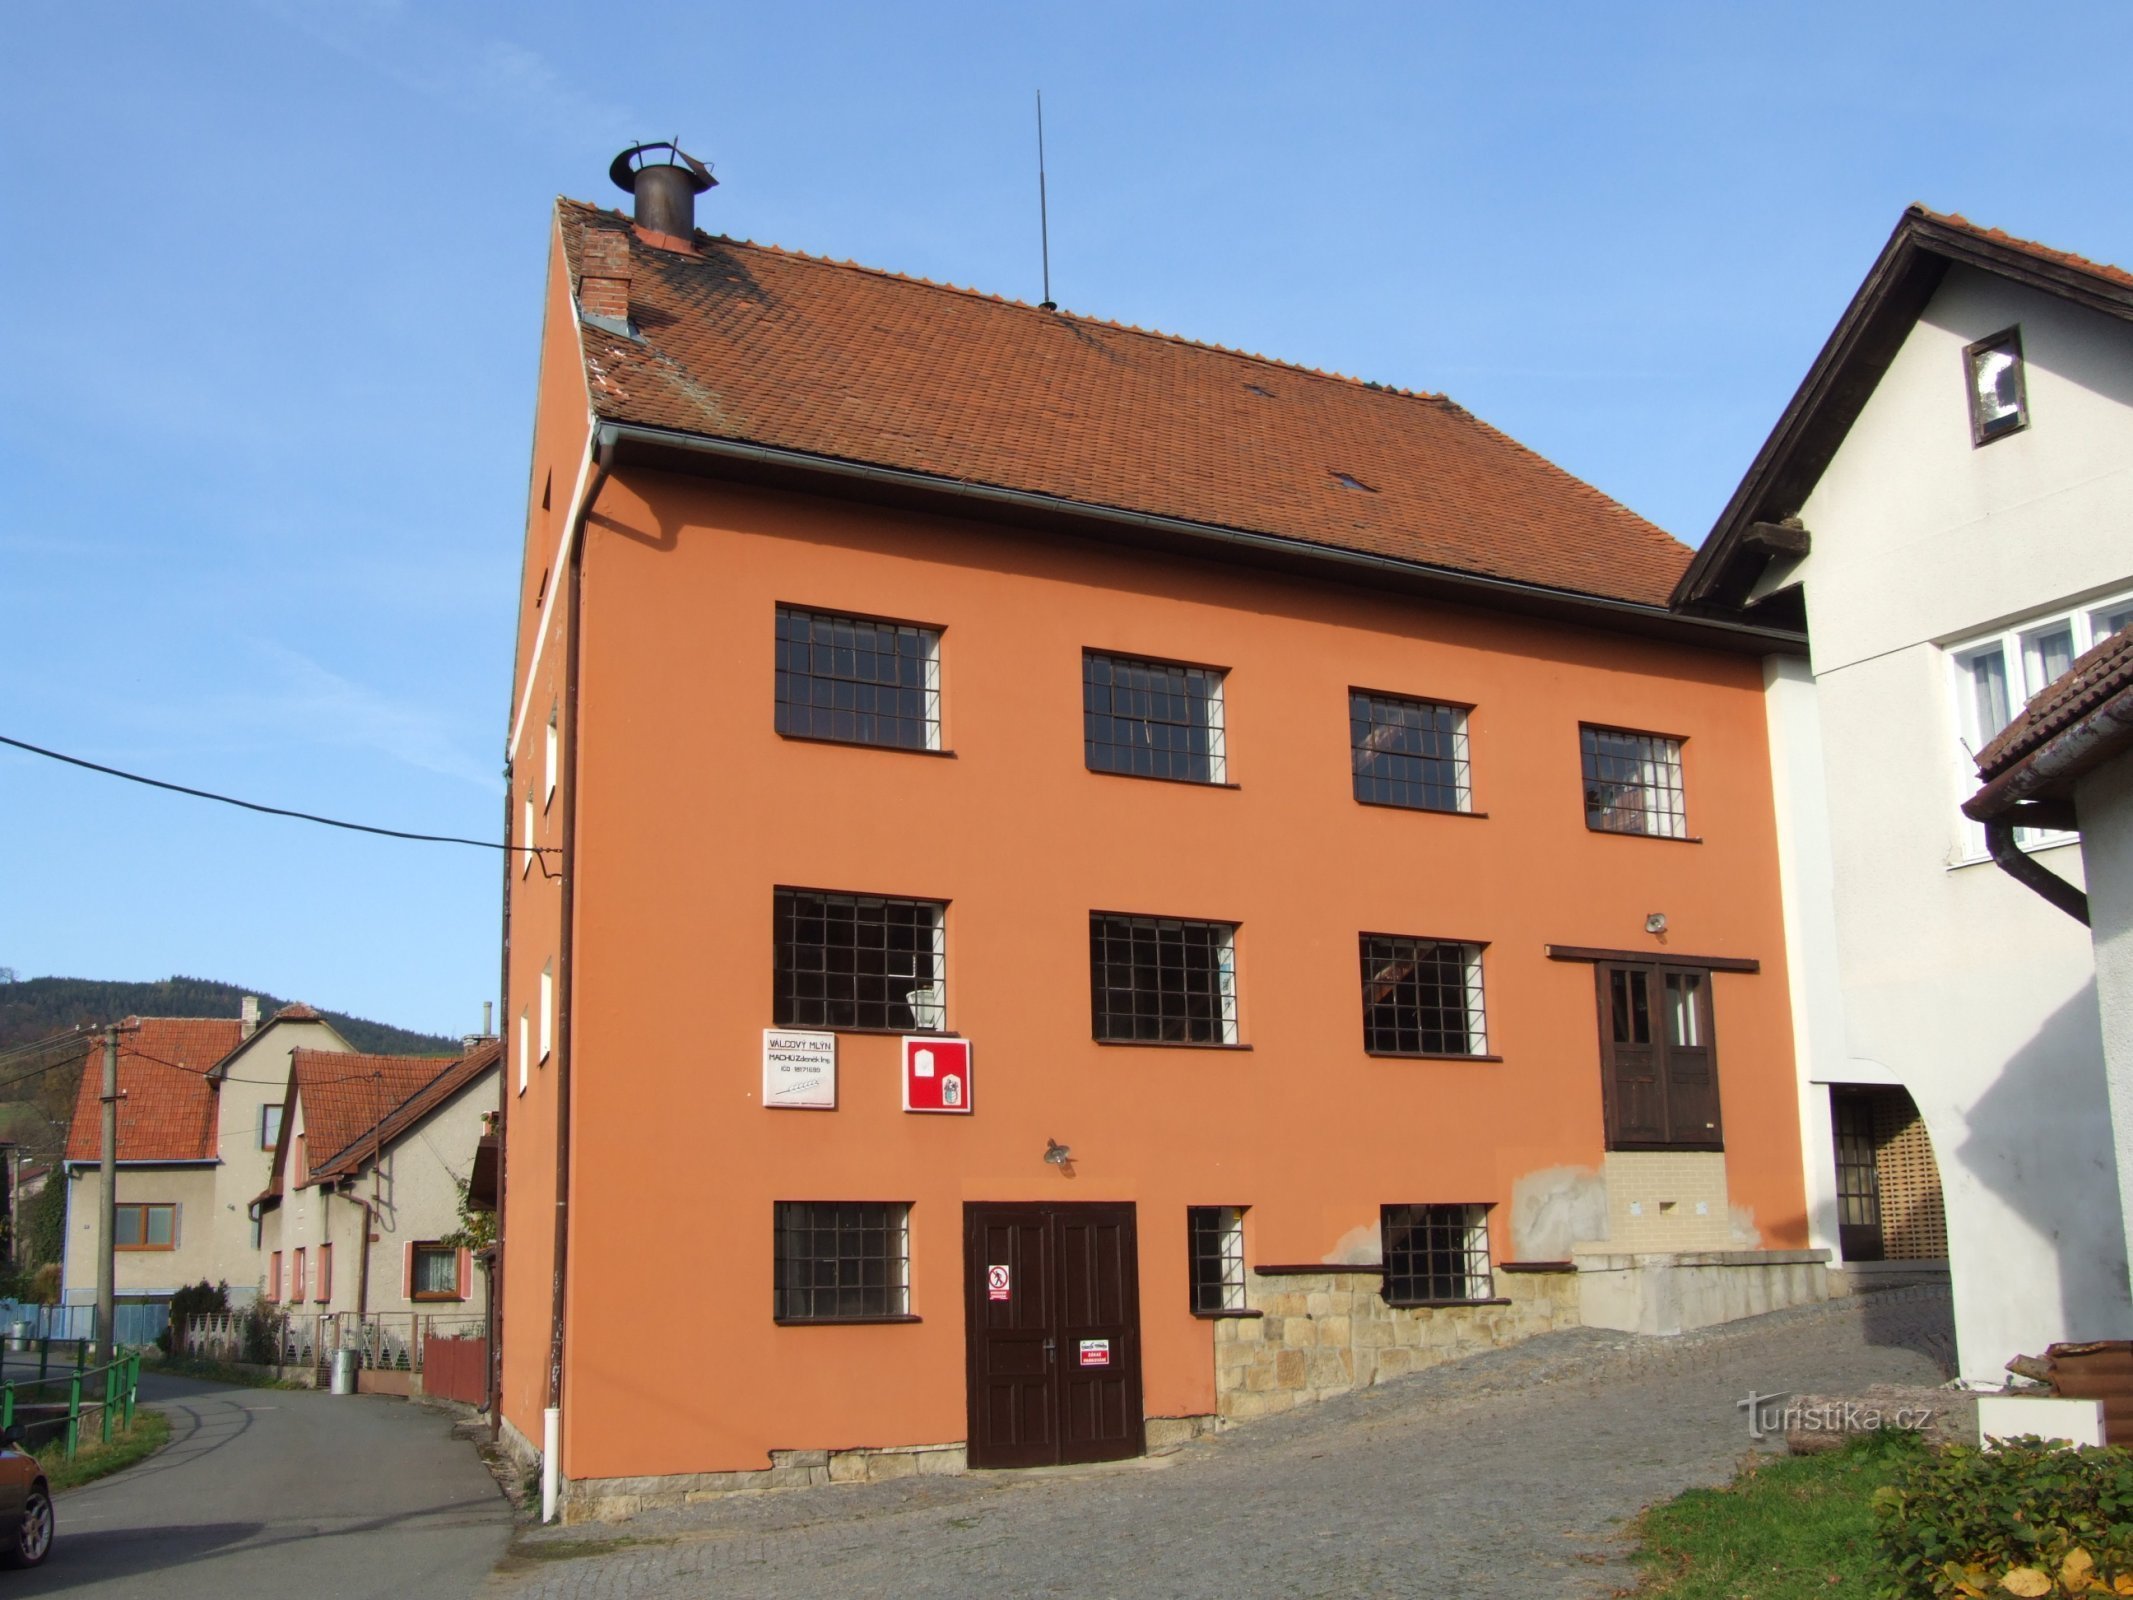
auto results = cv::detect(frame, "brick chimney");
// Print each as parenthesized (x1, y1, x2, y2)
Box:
(240, 995, 261, 1039)
(578, 231, 631, 326)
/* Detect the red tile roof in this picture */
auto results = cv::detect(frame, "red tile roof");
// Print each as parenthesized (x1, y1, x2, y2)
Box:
(556, 201, 1694, 608)
(273, 1002, 322, 1021)
(64, 1017, 243, 1164)
(1918, 208, 2133, 292)
(309, 1039, 501, 1184)
(290, 1049, 459, 1176)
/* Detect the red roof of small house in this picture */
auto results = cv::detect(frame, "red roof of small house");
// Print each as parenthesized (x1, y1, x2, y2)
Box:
(289, 1049, 459, 1176)
(555, 201, 1696, 609)
(63, 1017, 243, 1164)
(309, 1039, 502, 1184)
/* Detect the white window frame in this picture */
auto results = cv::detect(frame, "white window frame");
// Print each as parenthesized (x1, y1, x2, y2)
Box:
(545, 706, 560, 808)
(517, 1010, 530, 1095)
(1947, 588, 2133, 862)
(521, 791, 535, 879)
(539, 963, 554, 1063)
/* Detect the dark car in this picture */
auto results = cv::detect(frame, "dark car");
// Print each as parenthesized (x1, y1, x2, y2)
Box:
(0, 1426, 53, 1568)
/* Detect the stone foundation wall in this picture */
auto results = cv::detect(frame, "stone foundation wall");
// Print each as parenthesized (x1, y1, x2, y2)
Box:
(1574, 1247, 1830, 1336)
(562, 1441, 969, 1523)
(1213, 1265, 1580, 1420)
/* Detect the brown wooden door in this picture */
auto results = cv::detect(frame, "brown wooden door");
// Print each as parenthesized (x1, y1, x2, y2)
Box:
(964, 1202, 1143, 1470)
(1595, 961, 1723, 1150)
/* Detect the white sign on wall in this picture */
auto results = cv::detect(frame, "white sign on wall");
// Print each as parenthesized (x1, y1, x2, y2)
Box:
(762, 1029, 836, 1109)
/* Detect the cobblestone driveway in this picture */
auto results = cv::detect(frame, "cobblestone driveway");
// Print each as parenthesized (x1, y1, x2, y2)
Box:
(491, 1289, 1953, 1600)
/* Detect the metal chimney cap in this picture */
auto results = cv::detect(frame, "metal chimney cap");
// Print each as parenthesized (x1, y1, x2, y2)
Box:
(610, 141, 716, 195)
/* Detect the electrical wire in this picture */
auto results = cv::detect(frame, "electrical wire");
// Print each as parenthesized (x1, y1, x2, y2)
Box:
(0, 733, 553, 858)
(0, 1027, 98, 1066)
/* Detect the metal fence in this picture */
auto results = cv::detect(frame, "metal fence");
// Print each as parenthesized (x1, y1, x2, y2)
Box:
(0, 1301, 169, 1349)
(182, 1309, 484, 1376)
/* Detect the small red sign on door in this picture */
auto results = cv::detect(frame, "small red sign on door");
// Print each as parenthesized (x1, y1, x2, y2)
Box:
(902, 1036, 973, 1114)
(987, 1264, 1011, 1301)
(1078, 1339, 1111, 1367)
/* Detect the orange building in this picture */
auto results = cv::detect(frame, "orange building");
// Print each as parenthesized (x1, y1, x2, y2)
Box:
(500, 145, 1819, 1520)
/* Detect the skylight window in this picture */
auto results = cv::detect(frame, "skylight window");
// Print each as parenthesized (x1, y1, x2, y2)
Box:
(1332, 471, 1377, 493)
(1244, 383, 1276, 398)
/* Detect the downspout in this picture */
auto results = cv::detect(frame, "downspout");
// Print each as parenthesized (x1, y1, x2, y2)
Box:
(544, 428, 614, 1524)
(491, 737, 516, 1440)
(1984, 814, 2090, 927)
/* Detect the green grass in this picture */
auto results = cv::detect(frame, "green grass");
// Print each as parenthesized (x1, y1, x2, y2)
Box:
(45, 1407, 170, 1493)
(1633, 1433, 1923, 1600)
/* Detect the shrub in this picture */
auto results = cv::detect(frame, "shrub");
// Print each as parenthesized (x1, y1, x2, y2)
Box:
(238, 1306, 280, 1366)
(1873, 1436, 2133, 1600)
(28, 1264, 59, 1305)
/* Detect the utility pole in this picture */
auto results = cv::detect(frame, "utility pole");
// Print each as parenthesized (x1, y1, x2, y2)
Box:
(96, 1024, 118, 1366)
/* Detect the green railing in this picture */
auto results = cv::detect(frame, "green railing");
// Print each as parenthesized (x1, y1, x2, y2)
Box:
(2, 1351, 140, 1460)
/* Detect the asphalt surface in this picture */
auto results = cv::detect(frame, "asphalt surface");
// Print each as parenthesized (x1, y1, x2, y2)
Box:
(14, 1371, 511, 1598)
(493, 1287, 1956, 1600)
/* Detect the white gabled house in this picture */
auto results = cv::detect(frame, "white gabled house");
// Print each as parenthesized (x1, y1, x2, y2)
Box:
(1675, 206, 2133, 1379)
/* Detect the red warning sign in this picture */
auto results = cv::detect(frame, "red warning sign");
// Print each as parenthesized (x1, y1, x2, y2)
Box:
(902, 1036, 973, 1114)
(1078, 1339, 1111, 1367)
(986, 1264, 1011, 1301)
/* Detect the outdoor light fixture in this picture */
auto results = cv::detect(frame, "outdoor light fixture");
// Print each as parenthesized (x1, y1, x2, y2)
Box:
(1044, 1139, 1073, 1166)
(1644, 912, 1668, 935)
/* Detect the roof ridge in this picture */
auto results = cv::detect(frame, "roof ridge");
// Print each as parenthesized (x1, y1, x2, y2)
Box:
(559, 198, 1451, 406)
(1909, 204, 2133, 289)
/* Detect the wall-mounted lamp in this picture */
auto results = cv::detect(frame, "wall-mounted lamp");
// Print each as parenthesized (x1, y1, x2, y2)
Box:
(1044, 1139, 1073, 1166)
(1644, 912, 1668, 935)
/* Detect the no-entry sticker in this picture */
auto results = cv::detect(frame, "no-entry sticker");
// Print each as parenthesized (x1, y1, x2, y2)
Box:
(987, 1265, 1011, 1301)
(1078, 1339, 1111, 1367)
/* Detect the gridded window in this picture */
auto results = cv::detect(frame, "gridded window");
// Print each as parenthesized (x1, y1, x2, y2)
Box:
(775, 606, 942, 751)
(1351, 692, 1471, 811)
(1580, 725, 1687, 838)
(774, 1201, 911, 1321)
(113, 1203, 176, 1250)
(1188, 1206, 1247, 1313)
(775, 888, 947, 1033)
(1359, 935, 1487, 1056)
(1084, 653, 1227, 783)
(1381, 1203, 1492, 1304)
(1089, 914, 1239, 1045)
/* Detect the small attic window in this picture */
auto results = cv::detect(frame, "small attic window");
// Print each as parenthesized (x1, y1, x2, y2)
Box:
(1244, 383, 1276, 398)
(1332, 471, 1378, 493)
(1964, 327, 2028, 446)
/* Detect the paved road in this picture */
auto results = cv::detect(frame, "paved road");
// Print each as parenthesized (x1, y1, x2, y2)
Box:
(18, 1372, 510, 1598)
(493, 1288, 1955, 1600)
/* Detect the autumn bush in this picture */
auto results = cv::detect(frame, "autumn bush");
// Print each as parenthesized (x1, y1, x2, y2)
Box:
(1872, 1437, 2133, 1600)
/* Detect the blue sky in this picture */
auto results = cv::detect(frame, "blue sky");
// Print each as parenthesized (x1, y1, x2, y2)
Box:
(4, 2, 2130, 1036)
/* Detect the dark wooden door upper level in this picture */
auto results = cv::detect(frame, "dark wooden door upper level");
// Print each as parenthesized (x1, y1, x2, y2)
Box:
(1594, 960, 1723, 1151)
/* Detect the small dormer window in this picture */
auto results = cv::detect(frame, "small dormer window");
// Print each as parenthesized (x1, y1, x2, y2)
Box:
(1964, 327, 2027, 446)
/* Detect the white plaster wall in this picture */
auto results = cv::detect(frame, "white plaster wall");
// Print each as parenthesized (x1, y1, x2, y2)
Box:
(60, 1166, 220, 1302)
(206, 1019, 349, 1300)
(2078, 758, 2133, 1282)
(1774, 264, 2133, 1379)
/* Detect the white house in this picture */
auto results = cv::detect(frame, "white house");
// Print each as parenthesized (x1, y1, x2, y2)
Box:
(254, 1040, 499, 1332)
(1967, 628, 2133, 1292)
(1675, 205, 2133, 1380)
(61, 1001, 351, 1309)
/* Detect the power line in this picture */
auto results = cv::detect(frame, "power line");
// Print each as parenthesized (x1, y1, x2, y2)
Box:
(0, 733, 552, 857)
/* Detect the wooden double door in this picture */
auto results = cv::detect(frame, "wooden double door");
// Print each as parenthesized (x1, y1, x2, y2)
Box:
(963, 1202, 1144, 1470)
